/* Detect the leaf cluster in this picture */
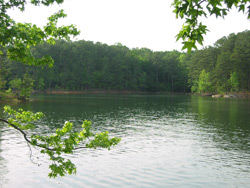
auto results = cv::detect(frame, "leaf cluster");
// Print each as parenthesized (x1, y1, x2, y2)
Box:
(4, 105, 44, 130)
(2, 106, 121, 178)
(172, 0, 250, 52)
(0, 0, 80, 67)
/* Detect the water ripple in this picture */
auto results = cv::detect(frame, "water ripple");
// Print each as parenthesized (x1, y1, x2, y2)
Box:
(1, 95, 250, 188)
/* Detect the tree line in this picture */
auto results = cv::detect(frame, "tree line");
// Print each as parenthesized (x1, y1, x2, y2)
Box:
(1, 30, 250, 99)
(183, 30, 250, 94)
(0, 40, 189, 95)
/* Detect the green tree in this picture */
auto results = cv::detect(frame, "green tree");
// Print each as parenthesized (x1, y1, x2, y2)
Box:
(184, 47, 217, 92)
(198, 69, 211, 93)
(229, 71, 239, 92)
(0, 75, 6, 90)
(0, 56, 11, 98)
(184, 30, 250, 94)
(9, 73, 34, 100)
(231, 30, 250, 91)
(37, 78, 45, 91)
(21, 73, 35, 99)
(161, 51, 182, 92)
(0, 0, 120, 178)
(0, 68, 7, 90)
(214, 34, 236, 93)
(9, 78, 22, 95)
(172, 0, 250, 52)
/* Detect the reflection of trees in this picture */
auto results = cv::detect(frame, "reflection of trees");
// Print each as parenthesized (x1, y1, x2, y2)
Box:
(191, 96, 250, 152)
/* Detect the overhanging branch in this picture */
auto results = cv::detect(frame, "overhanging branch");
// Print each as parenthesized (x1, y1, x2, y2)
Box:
(0, 118, 87, 151)
(0, 118, 32, 143)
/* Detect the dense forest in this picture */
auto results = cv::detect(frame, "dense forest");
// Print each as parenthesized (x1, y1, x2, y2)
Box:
(0, 40, 189, 93)
(0, 30, 250, 99)
(184, 30, 250, 94)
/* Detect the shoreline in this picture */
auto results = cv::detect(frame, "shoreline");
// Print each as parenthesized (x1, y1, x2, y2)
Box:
(194, 92, 250, 98)
(36, 90, 250, 98)
(2, 91, 250, 102)
(34, 90, 176, 95)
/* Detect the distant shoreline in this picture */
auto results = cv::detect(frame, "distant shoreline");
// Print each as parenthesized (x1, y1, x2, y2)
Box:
(34, 90, 176, 95)
(34, 90, 250, 98)
(193, 92, 250, 98)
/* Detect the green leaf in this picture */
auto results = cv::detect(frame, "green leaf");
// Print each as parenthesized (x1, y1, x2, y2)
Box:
(181, 41, 197, 53)
(239, 4, 245, 12)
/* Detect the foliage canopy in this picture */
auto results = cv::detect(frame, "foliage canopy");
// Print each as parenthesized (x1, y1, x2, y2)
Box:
(183, 30, 250, 93)
(0, 0, 79, 67)
(172, 0, 250, 52)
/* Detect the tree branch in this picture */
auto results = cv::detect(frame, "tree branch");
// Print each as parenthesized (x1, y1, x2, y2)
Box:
(0, 118, 88, 151)
(0, 118, 32, 143)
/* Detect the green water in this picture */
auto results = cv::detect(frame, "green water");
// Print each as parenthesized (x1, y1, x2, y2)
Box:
(0, 94, 250, 187)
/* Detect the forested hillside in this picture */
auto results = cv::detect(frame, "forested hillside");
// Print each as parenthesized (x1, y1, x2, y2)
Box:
(1, 30, 250, 98)
(1, 41, 188, 93)
(183, 30, 250, 94)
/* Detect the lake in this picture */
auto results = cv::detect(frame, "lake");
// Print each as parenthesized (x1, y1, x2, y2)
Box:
(0, 94, 250, 188)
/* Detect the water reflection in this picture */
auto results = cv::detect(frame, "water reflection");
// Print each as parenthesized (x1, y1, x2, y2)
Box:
(0, 94, 250, 187)
(188, 96, 250, 177)
(190, 96, 250, 150)
(0, 124, 9, 186)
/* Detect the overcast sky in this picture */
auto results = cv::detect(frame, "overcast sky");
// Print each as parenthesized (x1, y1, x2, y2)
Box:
(8, 0, 250, 51)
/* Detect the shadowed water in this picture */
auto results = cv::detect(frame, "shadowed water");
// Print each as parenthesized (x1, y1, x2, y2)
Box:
(0, 94, 250, 187)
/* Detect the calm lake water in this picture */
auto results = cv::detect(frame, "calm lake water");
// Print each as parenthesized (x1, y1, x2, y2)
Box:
(0, 94, 250, 188)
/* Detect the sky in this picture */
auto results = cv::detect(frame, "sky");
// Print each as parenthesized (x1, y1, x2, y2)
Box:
(8, 0, 250, 51)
